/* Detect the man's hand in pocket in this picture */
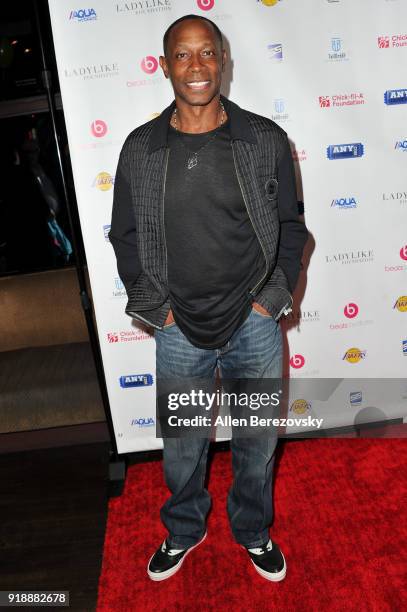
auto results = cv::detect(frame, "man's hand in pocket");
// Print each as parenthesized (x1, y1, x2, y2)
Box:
(252, 302, 271, 316)
(164, 309, 175, 326)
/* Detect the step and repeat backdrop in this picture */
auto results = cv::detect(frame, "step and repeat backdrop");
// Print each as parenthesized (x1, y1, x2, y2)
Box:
(48, 0, 407, 453)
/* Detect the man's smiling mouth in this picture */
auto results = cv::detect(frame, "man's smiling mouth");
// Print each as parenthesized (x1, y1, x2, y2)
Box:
(186, 80, 211, 90)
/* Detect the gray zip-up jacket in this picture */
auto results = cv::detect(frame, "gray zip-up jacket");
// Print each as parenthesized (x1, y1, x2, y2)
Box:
(109, 95, 308, 330)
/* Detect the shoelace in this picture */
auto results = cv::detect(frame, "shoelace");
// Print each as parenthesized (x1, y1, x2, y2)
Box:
(248, 540, 273, 556)
(161, 540, 185, 556)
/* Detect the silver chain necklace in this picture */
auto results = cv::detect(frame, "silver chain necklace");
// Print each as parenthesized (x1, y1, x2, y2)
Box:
(171, 101, 226, 170)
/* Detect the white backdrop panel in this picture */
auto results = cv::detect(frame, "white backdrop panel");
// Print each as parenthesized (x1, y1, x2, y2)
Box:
(48, 0, 407, 452)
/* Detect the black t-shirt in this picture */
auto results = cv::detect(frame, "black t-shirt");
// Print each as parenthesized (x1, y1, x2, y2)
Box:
(164, 119, 265, 349)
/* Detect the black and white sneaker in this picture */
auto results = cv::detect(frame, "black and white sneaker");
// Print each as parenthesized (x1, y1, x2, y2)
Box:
(245, 539, 287, 582)
(147, 532, 207, 581)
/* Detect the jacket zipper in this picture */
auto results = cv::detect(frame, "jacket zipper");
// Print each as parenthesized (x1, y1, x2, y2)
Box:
(162, 147, 170, 286)
(231, 142, 269, 295)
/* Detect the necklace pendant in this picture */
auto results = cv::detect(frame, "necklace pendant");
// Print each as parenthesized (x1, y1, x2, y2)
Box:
(187, 154, 198, 170)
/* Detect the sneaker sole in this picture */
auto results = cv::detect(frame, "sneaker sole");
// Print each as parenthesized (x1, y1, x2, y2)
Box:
(250, 552, 287, 582)
(147, 531, 207, 582)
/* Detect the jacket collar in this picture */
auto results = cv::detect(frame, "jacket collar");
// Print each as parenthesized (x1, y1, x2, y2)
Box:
(147, 94, 257, 153)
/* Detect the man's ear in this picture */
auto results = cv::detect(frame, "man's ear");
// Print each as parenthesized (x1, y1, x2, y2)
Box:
(159, 55, 169, 79)
(221, 49, 226, 72)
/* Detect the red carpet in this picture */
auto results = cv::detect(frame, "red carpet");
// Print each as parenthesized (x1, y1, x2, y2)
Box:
(97, 439, 407, 611)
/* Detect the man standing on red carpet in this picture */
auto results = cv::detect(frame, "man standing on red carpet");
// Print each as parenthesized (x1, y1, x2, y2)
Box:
(109, 14, 307, 582)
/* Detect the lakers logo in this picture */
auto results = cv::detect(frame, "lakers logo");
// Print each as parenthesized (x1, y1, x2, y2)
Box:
(343, 348, 366, 363)
(393, 296, 407, 312)
(93, 172, 114, 191)
(290, 399, 310, 415)
(261, 0, 280, 5)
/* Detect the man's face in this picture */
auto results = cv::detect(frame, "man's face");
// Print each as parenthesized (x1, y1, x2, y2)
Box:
(159, 19, 226, 106)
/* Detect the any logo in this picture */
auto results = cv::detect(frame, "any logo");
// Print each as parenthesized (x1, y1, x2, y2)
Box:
(331, 37, 341, 52)
(141, 56, 158, 74)
(112, 277, 126, 298)
(379, 34, 407, 48)
(69, 8, 97, 21)
(268, 43, 283, 61)
(131, 417, 155, 427)
(382, 191, 407, 204)
(64, 63, 118, 79)
(331, 197, 357, 208)
(319, 96, 331, 107)
(343, 348, 366, 363)
(327, 143, 364, 159)
(378, 36, 390, 48)
(197, 0, 214, 9)
(384, 89, 407, 105)
(344, 303, 359, 318)
(119, 374, 154, 388)
(103, 225, 111, 241)
(290, 354, 305, 369)
(350, 391, 362, 406)
(393, 296, 407, 311)
(403, 340, 407, 356)
(326, 250, 373, 264)
(328, 35, 347, 60)
(274, 98, 285, 113)
(395, 139, 407, 151)
(107, 329, 152, 343)
(91, 119, 107, 137)
(117, 1, 172, 14)
(400, 245, 407, 261)
(290, 399, 310, 414)
(93, 172, 114, 191)
(271, 99, 289, 122)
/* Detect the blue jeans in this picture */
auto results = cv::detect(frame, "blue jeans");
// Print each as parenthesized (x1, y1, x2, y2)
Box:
(155, 307, 283, 549)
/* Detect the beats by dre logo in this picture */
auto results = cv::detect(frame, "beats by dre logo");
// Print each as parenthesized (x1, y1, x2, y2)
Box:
(290, 354, 305, 369)
(344, 303, 359, 319)
(141, 55, 158, 74)
(400, 245, 407, 261)
(90, 119, 107, 138)
(197, 0, 215, 10)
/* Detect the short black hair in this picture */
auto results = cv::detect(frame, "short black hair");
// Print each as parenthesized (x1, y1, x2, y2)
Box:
(163, 14, 223, 57)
